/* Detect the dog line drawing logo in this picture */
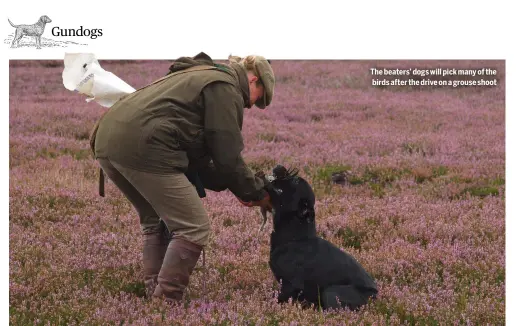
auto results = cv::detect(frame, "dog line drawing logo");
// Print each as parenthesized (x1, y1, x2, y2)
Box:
(8, 15, 52, 49)
(6, 15, 89, 49)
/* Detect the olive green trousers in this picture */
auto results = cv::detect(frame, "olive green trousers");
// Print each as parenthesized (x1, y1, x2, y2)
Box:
(97, 158, 210, 246)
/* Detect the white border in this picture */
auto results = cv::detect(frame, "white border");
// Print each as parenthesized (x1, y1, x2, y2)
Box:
(2, 1, 519, 324)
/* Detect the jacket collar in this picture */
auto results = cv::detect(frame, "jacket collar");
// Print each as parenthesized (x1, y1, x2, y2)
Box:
(228, 62, 251, 108)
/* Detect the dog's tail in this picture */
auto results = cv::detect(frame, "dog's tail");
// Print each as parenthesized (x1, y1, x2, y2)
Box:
(8, 19, 17, 28)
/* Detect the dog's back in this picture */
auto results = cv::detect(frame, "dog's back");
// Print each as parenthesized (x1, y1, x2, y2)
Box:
(270, 236, 378, 299)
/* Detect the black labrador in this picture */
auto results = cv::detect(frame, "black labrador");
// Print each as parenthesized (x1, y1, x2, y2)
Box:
(259, 165, 378, 311)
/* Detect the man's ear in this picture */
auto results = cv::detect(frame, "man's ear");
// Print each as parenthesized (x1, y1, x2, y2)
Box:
(247, 72, 259, 84)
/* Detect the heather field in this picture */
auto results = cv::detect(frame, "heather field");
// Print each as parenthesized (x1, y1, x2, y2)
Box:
(9, 59, 505, 325)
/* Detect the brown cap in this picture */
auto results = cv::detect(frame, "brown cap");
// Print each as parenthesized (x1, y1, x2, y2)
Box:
(253, 56, 275, 109)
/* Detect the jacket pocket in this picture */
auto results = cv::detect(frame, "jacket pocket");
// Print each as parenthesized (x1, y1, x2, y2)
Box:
(179, 129, 210, 167)
(141, 120, 182, 151)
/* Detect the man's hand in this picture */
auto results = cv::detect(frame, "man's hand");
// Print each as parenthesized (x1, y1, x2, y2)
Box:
(255, 170, 272, 188)
(236, 170, 273, 210)
(236, 192, 272, 211)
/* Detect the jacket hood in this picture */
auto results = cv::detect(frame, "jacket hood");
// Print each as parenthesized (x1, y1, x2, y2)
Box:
(167, 52, 251, 108)
(167, 52, 215, 74)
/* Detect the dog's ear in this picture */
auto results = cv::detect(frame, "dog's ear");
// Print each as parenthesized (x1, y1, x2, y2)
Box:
(297, 198, 315, 224)
(294, 177, 315, 223)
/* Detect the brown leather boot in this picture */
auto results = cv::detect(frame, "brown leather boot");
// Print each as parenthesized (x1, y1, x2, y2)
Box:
(142, 227, 169, 299)
(152, 237, 203, 303)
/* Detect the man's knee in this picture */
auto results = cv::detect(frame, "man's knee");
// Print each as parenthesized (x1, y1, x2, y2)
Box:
(173, 221, 211, 247)
(142, 220, 168, 236)
(195, 221, 211, 246)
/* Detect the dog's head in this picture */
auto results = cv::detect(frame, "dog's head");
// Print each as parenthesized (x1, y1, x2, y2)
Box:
(262, 165, 316, 240)
(40, 15, 52, 24)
